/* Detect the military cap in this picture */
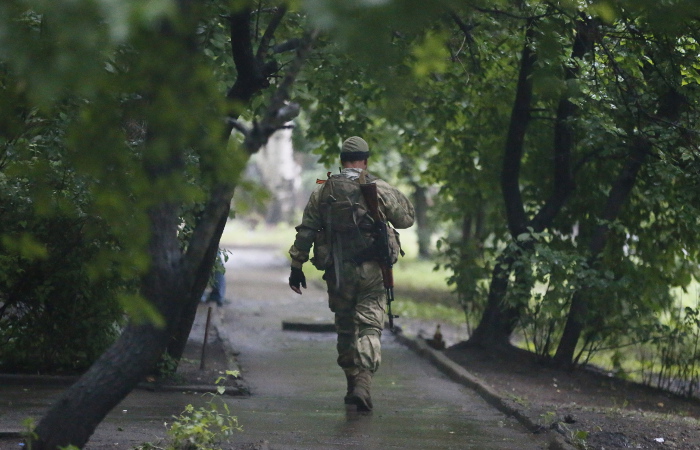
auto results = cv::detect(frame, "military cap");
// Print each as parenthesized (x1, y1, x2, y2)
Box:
(340, 136, 370, 162)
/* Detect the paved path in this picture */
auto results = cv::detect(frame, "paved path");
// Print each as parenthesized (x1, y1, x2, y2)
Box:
(215, 246, 547, 449)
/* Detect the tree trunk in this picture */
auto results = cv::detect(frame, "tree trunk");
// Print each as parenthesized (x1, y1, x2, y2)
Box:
(164, 5, 292, 364)
(467, 24, 535, 347)
(466, 250, 518, 347)
(165, 209, 230, 362)
(34, 324, 175, 448)
(553, 79, 685, 368)
(413, 183, 431, 259)
(34, 202, 188, 449)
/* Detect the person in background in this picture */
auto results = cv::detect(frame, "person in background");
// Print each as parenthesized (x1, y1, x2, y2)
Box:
(203, 250, 226, 306)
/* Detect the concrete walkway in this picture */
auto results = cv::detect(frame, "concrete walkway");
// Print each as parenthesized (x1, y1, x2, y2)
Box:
(214, 246, 548, 449)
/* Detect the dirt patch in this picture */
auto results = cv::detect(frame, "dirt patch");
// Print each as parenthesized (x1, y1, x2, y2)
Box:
(443, 343, 700, 449)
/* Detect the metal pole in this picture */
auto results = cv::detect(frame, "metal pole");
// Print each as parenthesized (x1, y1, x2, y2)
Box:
(200, 306, 212, 370)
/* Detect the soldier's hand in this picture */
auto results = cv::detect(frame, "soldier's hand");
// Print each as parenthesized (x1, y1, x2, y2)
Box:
(289, 267, 306, 294)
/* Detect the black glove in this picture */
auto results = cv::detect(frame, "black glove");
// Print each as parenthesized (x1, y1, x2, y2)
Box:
(289, 267, 306, 290)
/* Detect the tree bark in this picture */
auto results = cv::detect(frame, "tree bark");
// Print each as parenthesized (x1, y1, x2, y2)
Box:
(164, 5, 290, 362)
(413, 183, 432, 259)
(34, 202, 188, 449)
(552, 75, 686, 368)
(166, 207, 230, 362)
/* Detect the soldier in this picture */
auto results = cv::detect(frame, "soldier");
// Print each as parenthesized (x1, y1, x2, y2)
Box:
(288, 136, 415, 411)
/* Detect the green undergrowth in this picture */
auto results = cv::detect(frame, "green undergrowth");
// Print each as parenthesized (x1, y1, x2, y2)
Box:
(137, 372, 241, 450)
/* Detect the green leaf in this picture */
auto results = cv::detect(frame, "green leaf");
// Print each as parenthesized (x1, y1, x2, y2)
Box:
(411, 30, 450, 78)
(1, 233, 48, 260)
(117, 293, 165, 327)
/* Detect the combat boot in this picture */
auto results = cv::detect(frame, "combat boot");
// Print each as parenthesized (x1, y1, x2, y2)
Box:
(348, 370, 373, 411)
(344, 372, 357, 405)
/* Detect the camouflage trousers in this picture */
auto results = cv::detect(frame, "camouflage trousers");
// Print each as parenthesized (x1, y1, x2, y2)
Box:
(326, 260, 385, 376)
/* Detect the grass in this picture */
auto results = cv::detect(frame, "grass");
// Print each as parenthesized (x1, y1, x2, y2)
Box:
(220, 220, 297, 248)
(393, 297, 464, 326)
(394, 258, 451, 292)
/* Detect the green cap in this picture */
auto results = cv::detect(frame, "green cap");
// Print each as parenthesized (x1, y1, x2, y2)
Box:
(340, 136, 370, 161)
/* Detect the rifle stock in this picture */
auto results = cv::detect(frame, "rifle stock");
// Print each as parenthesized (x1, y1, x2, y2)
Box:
(361, 182, 380, 221)
(359, 181, 399, 331)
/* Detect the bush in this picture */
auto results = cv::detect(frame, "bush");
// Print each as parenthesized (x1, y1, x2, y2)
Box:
(0, 215, 126, 374)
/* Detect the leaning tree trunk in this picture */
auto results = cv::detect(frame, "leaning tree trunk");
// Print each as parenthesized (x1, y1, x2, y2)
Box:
(33, 202, 189, 448)
(165, 199, 230, 362)
(32, 4, 313, 448)
(164, 6, 288, 363)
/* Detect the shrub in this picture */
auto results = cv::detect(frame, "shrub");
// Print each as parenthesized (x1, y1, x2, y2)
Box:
(0, 215, 126, 374)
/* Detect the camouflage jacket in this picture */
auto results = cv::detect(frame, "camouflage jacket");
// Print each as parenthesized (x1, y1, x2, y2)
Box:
(289, 168, 415, 270)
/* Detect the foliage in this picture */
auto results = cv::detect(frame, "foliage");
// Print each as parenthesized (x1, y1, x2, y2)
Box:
(1, 0, 700, 412)
(166, 399, 241, 450)
(1, 0, 312, 445)
(0, 0, 243, 319)
(154, 352, 184, 381)
(0, 0, 306, 373)
(291, 0, 700, 370)
(0, 105, 127, 373)
(135, 373, 241, 450)
(638, 305, 700, 398)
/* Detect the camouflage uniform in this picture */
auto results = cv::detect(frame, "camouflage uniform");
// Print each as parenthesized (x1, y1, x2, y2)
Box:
(289, 152, 414, 409)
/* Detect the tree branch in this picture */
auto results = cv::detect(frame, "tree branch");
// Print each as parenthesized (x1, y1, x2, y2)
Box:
(241, 30, 317, 152)
(227, 8, 265, 107)
(467, 3, 553, 21)
(501, 22, 536, 237)
(256, 5, 287, 63)
(531, 15, 595, 231)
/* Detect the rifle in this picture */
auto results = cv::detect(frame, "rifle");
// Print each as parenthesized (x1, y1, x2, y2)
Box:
(359, 181, 399, 332)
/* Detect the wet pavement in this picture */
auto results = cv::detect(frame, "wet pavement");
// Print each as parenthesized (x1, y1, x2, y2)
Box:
(215, 246, 547, 449)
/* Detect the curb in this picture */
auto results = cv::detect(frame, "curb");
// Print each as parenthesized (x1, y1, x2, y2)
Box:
(137, 383, 246, 396)
(281, 319, 336, 333)
(0, 431, 22, 438)
(0, 374, 78, 386)
(393, 332, 576, 450)
(0, 374, 244, 396)
(210, 310, 251, 396)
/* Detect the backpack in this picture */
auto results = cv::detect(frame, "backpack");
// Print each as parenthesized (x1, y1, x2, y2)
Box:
(310, 173, 403, 271)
